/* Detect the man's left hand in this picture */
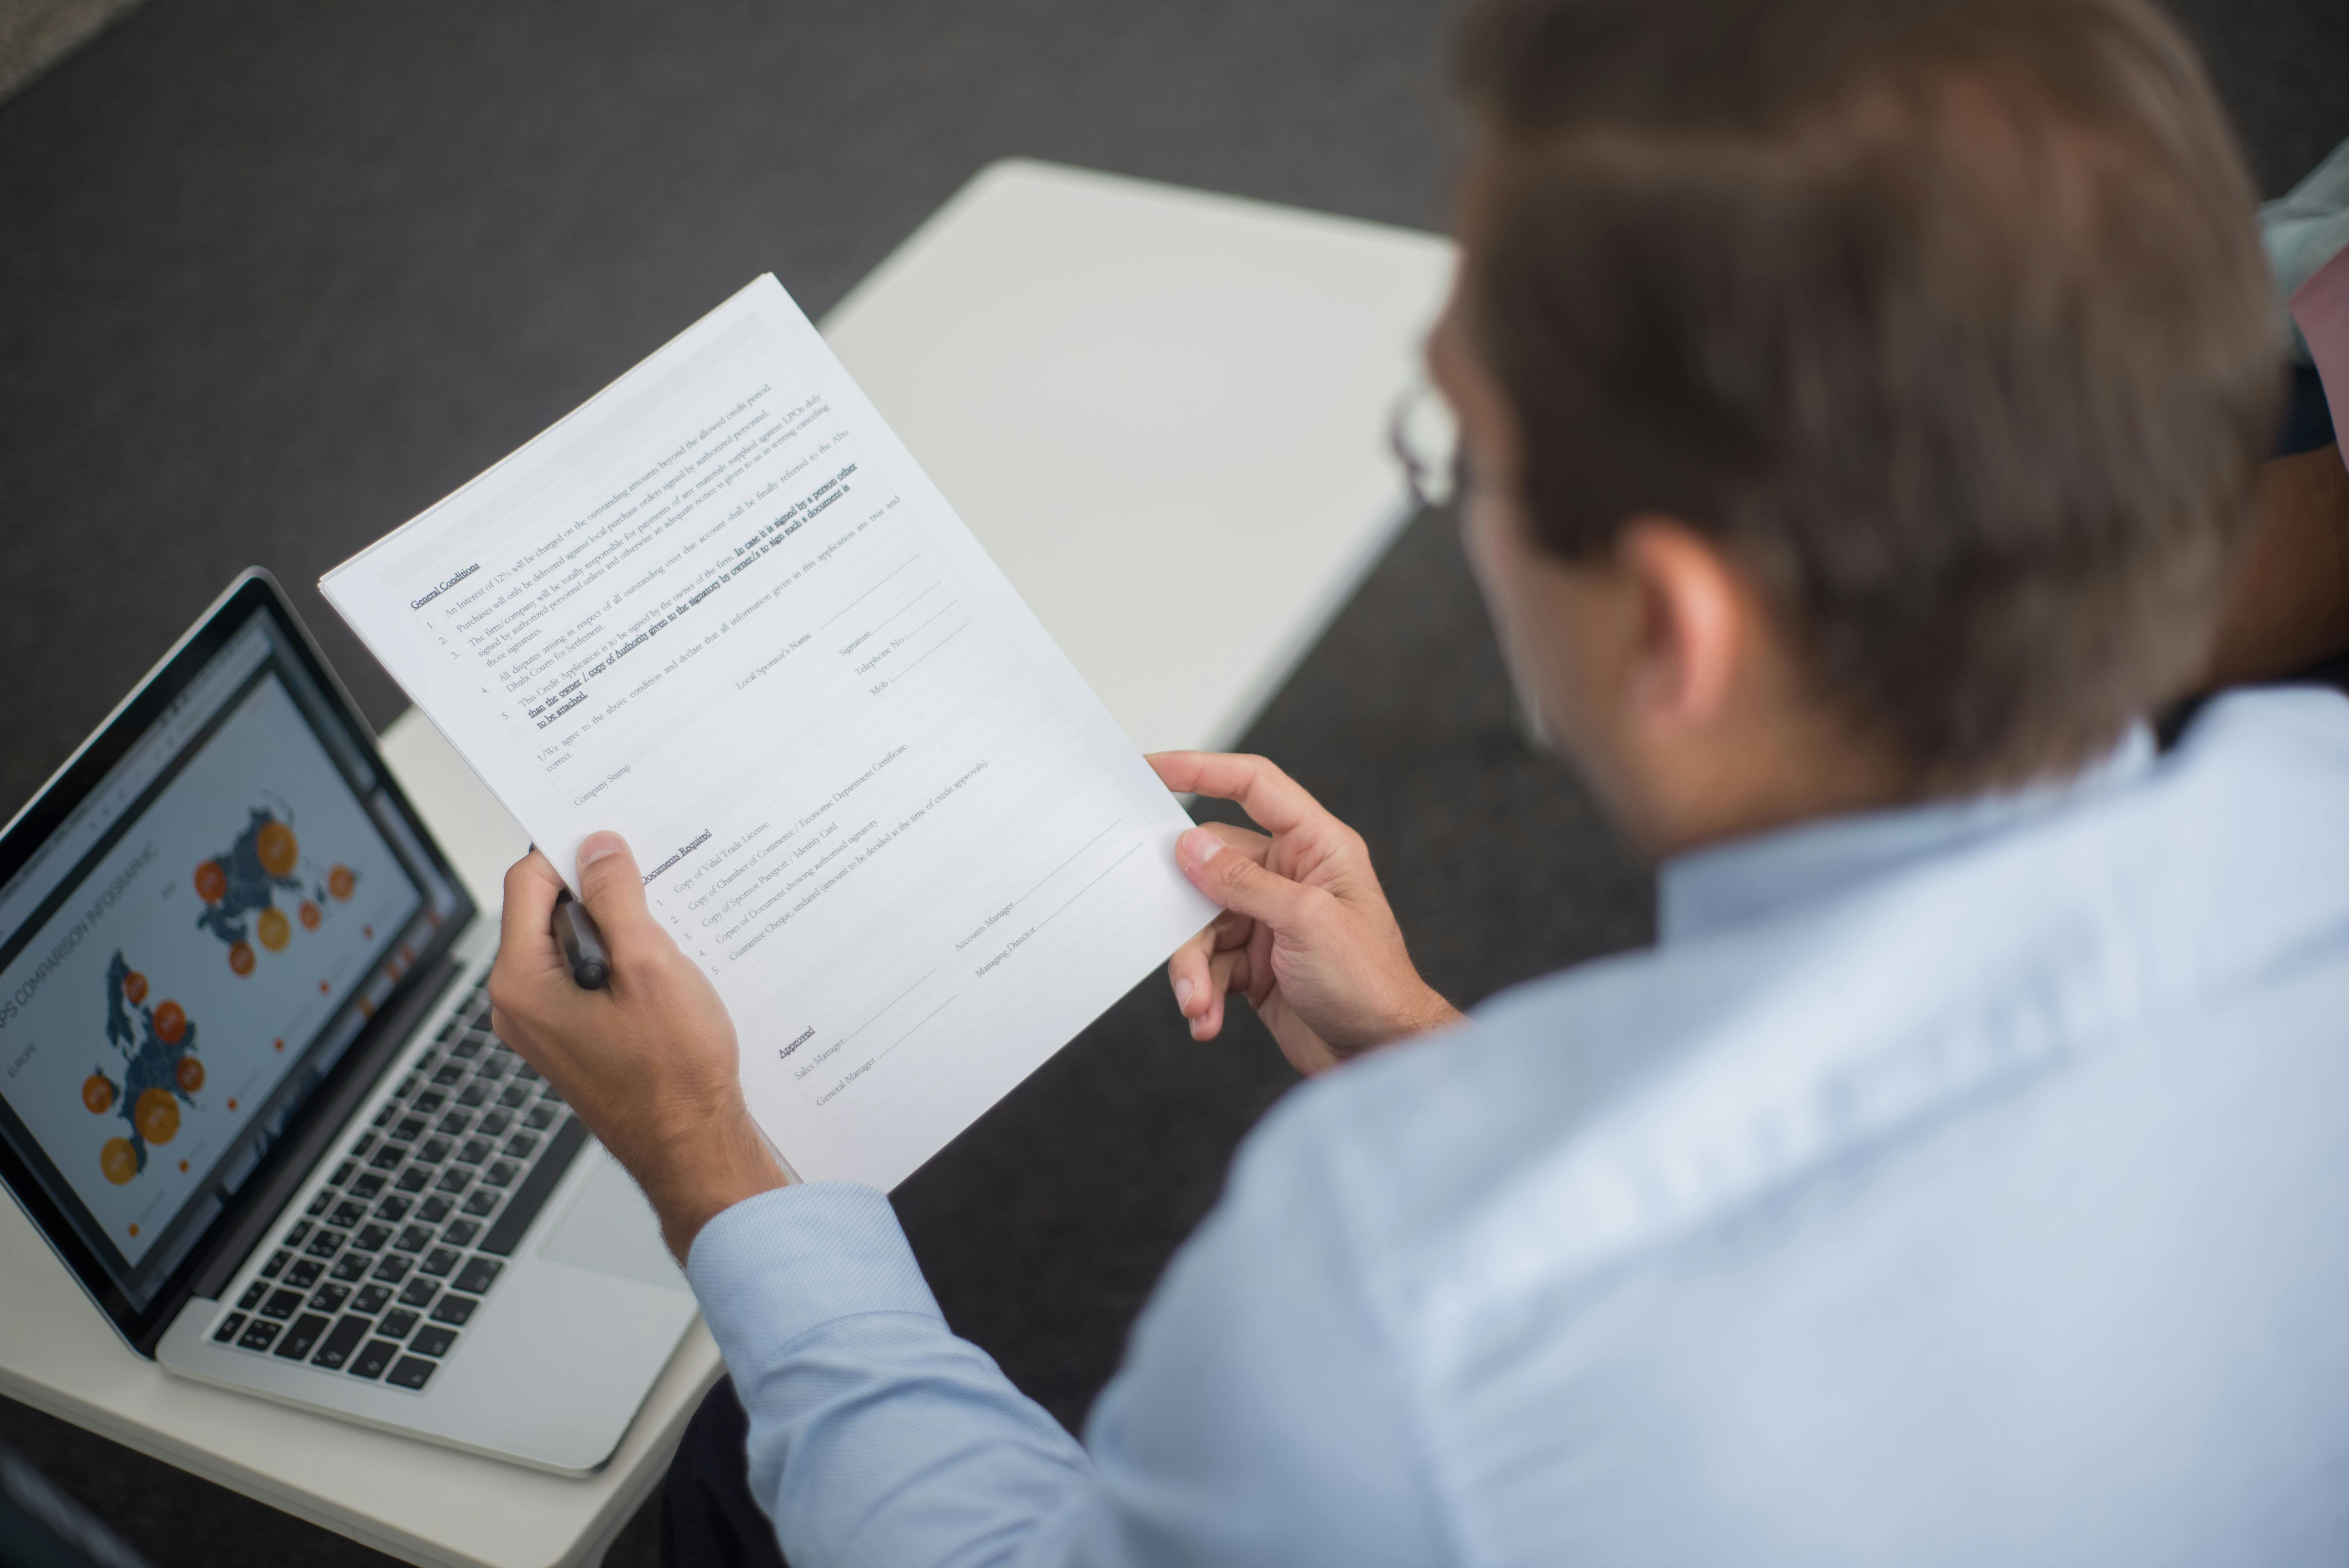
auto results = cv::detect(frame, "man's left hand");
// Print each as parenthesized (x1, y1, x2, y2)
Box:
(488, 833, 786, 1262)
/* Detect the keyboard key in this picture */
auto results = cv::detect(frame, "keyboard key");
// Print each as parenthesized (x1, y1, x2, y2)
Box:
(397, 1277, 438, 1308)
(354, 1224, 391, 1253)
(331, 1252, 372, 1282)
(260, 1249, 290, 1278)
(457, 1138, 490, 1166)
(214, 1312, 247, 1343)
(431, 1063, 464, 1087)
(484, 1160, 518, 1188)
(379, 1308, 419, 1338)
(390, 1074, 419, 1100)
(419, 1194, 454, 1223)
(498, 1083, 530, 1108)
(353, 1133, 377, 1156)
(288, 1258, 324, 1288)
(284, 1221, 312, 1247)
(523, 1105, 556, 1130)
(239, 1319, 280, 1352)
(481, 1115, 587, 1255)
(461, 1188, 499, 1217)
(311, 1314, 370, 1371)
(350, 1340, 398, 1380)
(330, 1160, 357, 1186)
(453, 1257, 501, 1294)
(304, 1229, 344, 1259)
(435, 1167, 472, 1193)
(274, 1313, 331, 1359)
(308, 1283, 351, 1313)
(504, 1133, 538, 1160)
(351, 1173, 385, 1199)
(475, 1057, 508, 1082)
(412, 1088, 446, 1114)
(410, 1325, 458, 1357)
(393, 1116, 426, 1142)
(261, 1288, 303, 1320)
(394, 1166, 430, 1193)
(305, 1190, 333, 1217)
(237, 1280, 266, 1310)
(370, 1144, 407, 1170)
(371, 1102, 397, 1128)
(428, 1294, 476, 1326)
(395, 1224, 435, 1253)
(374, 1195, 412, 1222)
(354, 1283, 393, 1315)
(479, 1110, 513, 1137)
(440, 1219, 479, 1248)
(329, 1201, 367, 1229)
(421, 1247, 460, 1278)
(456, 1082, 489, 1107)
(451, 1036, 482, 1060)
(515, 1063, 541, 1083)
(372, 1254, 413, 1283)
(438, 1111, 472, 1136)
(420, 1138, 452, 1164)
(387, 1356, 437, 1391)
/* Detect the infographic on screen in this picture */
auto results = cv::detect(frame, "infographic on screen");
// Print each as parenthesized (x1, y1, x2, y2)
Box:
(0, 672, 423, 1264)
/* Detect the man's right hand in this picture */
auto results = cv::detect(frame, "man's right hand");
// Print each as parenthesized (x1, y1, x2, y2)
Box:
(1149, 752, 1460, 1075)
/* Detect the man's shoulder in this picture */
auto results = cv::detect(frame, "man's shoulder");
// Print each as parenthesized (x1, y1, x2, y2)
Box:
(1246, 684, 2349, 1335)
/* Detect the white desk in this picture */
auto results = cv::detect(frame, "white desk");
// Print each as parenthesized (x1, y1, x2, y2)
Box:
(827, 159, 1455, 752)
(0, 159, 1452, 1565)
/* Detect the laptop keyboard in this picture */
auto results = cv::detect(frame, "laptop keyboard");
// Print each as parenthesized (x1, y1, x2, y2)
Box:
(207, 976, 587, 1393)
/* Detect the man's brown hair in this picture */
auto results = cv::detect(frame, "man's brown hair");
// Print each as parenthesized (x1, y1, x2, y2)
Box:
(1454, 0, 2281, 785)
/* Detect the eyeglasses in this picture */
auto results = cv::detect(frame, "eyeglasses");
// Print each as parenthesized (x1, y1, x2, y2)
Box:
(1387, 378, 1463, 511)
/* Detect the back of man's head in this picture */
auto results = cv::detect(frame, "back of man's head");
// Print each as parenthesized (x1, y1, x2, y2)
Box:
(1454, 0, 2279, 787)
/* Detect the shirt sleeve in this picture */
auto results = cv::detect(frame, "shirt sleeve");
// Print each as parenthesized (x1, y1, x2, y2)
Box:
(686, 1098, 1452, 1568)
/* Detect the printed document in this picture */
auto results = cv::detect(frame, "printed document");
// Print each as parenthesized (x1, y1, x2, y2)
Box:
(322, 276, 1215, 1190)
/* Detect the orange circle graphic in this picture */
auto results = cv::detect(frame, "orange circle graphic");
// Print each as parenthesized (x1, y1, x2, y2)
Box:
(82, 1075, 114, 1114)
(123, 970, 148, 1005)
(298, 900, 322, 930)
(100, 1138, 137, 1186)
(226, 1097, 239, 1110)
(257, 905, 291, 952)
(228, 941, 255, 976)
(256, 820, 299, 878)
(178, 1159, 189, 1172)
(153, 1000, 187, 1045)
(328, 865, 356, 901)
(135, 1087, 180, 1145)
(193, 861, 226, 903)
(175, 1055, 205, 1093)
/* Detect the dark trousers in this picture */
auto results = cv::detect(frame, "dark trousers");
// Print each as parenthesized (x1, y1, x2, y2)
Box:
(660, 1378, 789, 1568)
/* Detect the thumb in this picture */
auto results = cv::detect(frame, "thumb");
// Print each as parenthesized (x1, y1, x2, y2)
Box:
(575, 832, 665, 965)
(1178, 827, 1314, 929)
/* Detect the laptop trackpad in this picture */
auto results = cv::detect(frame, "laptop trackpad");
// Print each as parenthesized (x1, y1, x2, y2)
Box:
(538, 1151, 688, 1291)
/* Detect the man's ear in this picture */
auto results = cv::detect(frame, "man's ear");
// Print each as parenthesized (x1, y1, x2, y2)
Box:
(1615, 516, 1748, 731)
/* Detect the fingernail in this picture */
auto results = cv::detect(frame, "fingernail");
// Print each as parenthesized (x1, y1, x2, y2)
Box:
(578, 831, 624, 870)
(1180, 828, 1223, 866)
(1174, 977, 1195, 1010)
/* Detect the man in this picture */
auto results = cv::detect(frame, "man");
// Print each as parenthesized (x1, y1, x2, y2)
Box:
(490, 0, 2349, 1561)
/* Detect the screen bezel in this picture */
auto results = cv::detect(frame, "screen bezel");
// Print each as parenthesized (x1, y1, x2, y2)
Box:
(0, 570, 478, 1353)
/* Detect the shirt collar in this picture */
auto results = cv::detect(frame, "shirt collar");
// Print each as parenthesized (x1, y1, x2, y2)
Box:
(1656, 723, 2158, 946)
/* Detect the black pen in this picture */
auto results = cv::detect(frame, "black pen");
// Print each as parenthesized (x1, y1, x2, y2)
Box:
(551, 887, 611, 989)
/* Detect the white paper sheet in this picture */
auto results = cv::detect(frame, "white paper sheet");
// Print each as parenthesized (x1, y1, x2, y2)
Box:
(321, 276, 1215, 1190)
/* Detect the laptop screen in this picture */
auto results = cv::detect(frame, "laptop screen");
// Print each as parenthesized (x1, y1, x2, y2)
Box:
(0, 591, 465, 1315)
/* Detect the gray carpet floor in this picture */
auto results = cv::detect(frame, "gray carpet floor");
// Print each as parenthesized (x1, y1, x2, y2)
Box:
(0, 1, 2342, 1563)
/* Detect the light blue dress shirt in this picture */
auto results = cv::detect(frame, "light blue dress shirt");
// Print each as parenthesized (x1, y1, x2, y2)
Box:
(688, 686, 2349, 1566)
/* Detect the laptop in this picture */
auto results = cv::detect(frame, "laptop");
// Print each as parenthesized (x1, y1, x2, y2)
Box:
(0, 570, 697, 1475)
